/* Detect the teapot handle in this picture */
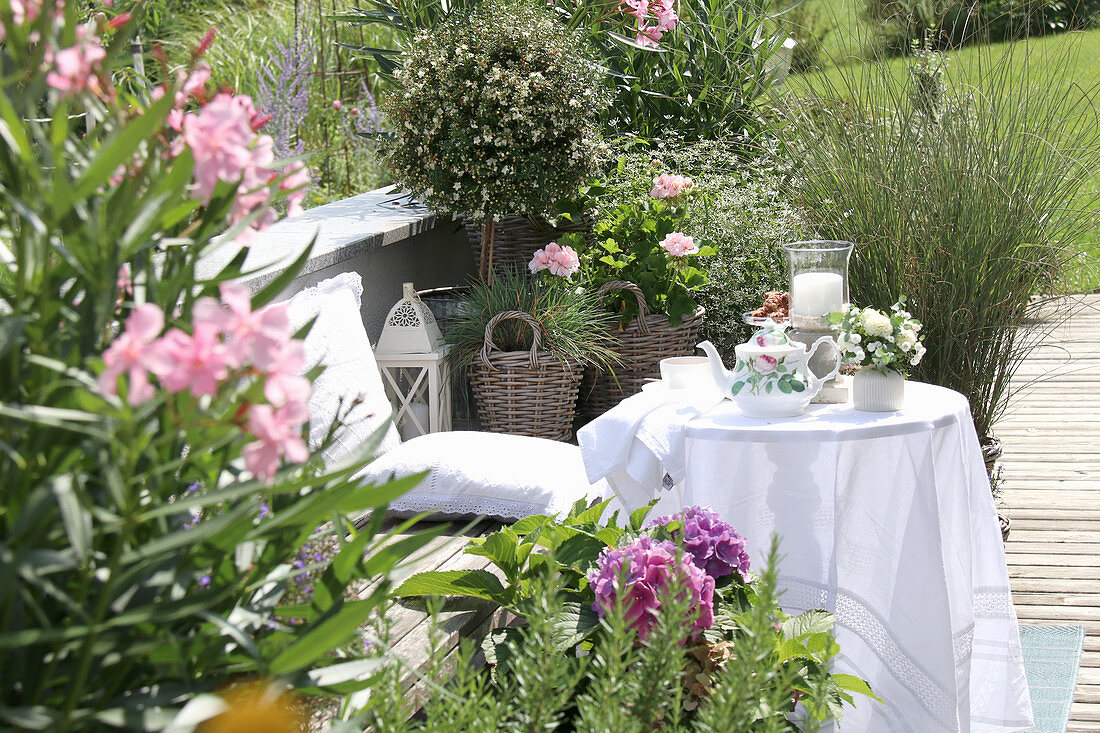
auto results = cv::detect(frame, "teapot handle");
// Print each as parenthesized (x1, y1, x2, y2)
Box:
(806, 336, 842, 391)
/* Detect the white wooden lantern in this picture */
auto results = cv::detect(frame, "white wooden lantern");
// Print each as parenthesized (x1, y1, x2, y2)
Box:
(374, 283, 451, 440)
(376, 282, 444, 355)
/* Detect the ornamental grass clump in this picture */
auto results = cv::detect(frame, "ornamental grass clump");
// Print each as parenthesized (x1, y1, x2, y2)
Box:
(383, 0, 609, 280)
(446, 268, 619, 372)
(781, 43, 1100, 441)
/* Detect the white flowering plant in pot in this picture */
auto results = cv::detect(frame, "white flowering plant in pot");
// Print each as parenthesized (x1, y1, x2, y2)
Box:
(382, 0, 610, 281)
(828, 299, 926, 375)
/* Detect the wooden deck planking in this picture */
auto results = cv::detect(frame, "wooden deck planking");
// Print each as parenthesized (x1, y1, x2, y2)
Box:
(1000, 294, 1100, 733)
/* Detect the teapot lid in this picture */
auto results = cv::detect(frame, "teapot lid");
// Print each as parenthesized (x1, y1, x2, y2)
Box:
(738, 322, 801, 356)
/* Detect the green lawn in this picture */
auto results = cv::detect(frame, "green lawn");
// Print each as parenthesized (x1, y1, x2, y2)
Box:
(786, 27, 1100, 292)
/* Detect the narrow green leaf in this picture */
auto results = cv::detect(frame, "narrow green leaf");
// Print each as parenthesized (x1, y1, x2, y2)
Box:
(249, 239, 316, 308)
(71, 92, 174, 202)
(269, 600, 378, 675)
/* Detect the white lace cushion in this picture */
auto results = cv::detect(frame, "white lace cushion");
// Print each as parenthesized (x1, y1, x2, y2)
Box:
(286, 272, 401, 465)
(353, 432, 610, 520)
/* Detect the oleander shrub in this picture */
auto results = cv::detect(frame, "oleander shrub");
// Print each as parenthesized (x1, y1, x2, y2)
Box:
(0, 4, 433, 729)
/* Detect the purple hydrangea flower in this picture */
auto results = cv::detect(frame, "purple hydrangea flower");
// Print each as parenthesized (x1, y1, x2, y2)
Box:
(588, 536, 715, 641)
(649, 506, 751, 582)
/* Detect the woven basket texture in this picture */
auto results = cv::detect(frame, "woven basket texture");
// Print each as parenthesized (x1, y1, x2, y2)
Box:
(580, 281, 704, 420)
(462, 213, 593, 279)
(468, 310, 583, 442)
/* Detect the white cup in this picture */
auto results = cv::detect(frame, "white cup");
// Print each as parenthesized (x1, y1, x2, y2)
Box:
(659, 356, 710, 391)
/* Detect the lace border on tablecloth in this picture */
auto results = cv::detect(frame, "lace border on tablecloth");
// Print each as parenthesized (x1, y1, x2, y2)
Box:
(781, 577, 958, 730)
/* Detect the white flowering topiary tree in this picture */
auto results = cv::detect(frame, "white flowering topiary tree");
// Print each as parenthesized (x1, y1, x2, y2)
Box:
(383, 0, 609, 281)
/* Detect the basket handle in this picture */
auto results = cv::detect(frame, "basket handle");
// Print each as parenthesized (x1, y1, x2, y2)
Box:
(479, 310, 543, 370)
(597, 280, 652, 335)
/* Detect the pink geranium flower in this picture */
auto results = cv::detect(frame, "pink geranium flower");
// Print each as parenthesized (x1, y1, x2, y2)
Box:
(529, 241, 581, 279)
(528, 246, 552, 274)
(99, 303, 172, 405)
(156, 324, 231, 397)
(651, 173, 693, 200)
(243, 401, 310, 484)
(660, 232, 699, 258)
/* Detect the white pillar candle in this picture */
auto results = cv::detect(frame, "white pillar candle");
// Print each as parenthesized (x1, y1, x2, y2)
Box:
(791, 272, 845, 323)
(399, 401, 431, 441)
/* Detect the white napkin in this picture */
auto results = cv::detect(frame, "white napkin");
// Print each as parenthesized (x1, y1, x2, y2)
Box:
(635, 389, 724, 484)
(578, 384, 723, 485)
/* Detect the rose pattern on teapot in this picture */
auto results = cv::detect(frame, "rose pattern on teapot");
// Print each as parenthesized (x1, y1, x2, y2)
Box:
(730, 353, 809, 397)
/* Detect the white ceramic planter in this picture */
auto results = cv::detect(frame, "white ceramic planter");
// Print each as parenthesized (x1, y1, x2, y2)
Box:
(852, 368, 905, 411)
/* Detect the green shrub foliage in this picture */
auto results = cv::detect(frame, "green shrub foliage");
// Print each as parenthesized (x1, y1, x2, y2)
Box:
(597, 141, 805, 357)
(357, 501, 877, 731)
(382, 0, 609, 220)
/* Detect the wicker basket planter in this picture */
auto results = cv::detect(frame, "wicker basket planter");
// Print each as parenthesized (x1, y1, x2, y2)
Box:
(579, 281, 705, 420)
(462, 213, 592, 279)
(468, 310, 583, 442)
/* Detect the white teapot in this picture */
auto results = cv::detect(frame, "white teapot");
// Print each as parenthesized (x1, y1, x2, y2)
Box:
(698, 324, 839, 417)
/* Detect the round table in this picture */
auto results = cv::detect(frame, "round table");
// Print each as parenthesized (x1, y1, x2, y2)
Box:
(578, 381, 1032, 733)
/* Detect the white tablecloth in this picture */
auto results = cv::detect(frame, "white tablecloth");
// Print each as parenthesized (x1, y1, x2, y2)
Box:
(578, 382, 1033, 733)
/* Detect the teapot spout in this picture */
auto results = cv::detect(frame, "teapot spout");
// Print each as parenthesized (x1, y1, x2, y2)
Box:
(697, 340, 733, 396)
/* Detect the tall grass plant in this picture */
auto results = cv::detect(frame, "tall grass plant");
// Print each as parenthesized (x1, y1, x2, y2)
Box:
(779, 41, 1100, 438)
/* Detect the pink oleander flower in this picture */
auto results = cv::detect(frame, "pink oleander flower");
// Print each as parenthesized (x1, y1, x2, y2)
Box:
(651, 173, 693, 200)
(278, 160, 310, 219)
(649, 506, 752, 582)
(193, 281, 290, 371)
(263, 341, 311, 408)
(529, 241, 581, 279)
(2, 0, 40, 40)
(98, 303, 173, 406)
(156, 323, 231, 397)
(46, 30, 107, 96)
(116, 264, 133, 295)
(332, 99, 342, 111)
(589, 536, 715, 641)
(660, 232, 698, 258)
(753, 354, 778, 374)
(621, 0, 678, 46)
(182, 93, 272, 203)
(243, 401, 310, 484)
